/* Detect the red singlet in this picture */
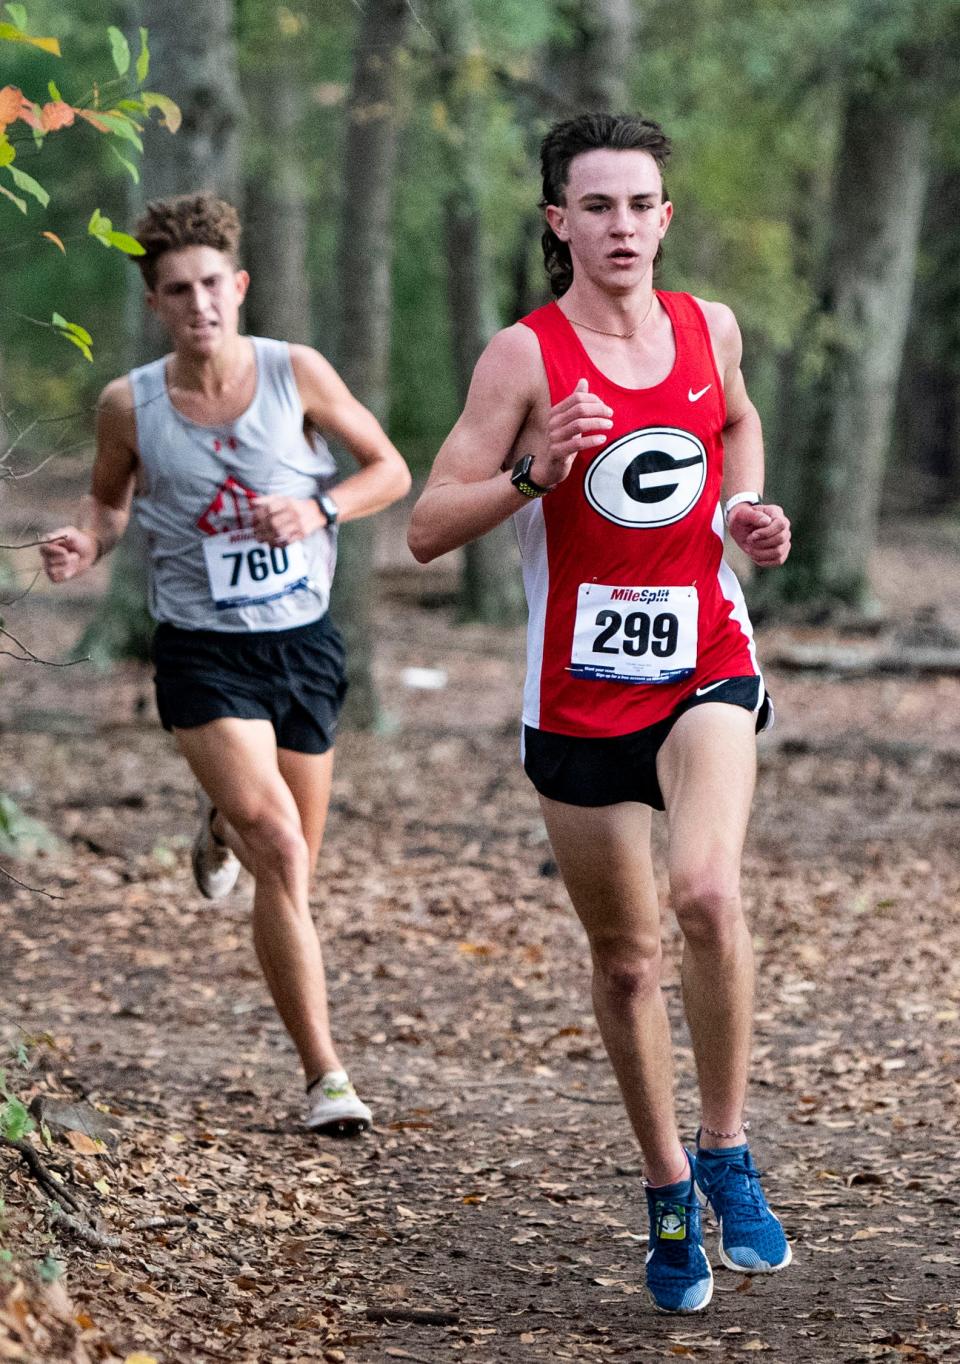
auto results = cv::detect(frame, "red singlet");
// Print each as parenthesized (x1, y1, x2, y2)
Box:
(515, 292, 761, 738)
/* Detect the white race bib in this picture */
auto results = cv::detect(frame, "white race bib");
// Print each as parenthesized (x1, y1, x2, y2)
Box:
(570, 583, 698, 684)
(202, 529, 309, 610)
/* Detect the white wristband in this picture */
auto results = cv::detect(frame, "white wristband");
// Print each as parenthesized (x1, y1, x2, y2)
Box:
(723, 491, 762, 526)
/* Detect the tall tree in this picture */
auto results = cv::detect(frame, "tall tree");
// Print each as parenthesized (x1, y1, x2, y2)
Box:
(238, 0, 310, 344)
(432, 0, 526, 624)
(774, 50, 937, 611)
(330, 0, 410, 728)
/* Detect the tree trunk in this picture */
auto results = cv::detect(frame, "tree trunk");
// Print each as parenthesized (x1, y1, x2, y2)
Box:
(78, 0, 242, 663)
(888, 167, 960, 511)
(239, 5, 310, 344)
(329, 0, 409, 729)
(776, 88, 930, 612)
(433, 0, 526, 626)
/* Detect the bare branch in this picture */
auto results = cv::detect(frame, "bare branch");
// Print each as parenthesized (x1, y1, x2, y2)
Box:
(0, 625, 89, 667)
(0, 571, 41, 607)
(0, 864, 65, 900)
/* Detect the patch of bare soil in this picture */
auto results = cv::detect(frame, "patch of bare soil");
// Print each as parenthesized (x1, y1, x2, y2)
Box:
(1, 483, 958, 1362)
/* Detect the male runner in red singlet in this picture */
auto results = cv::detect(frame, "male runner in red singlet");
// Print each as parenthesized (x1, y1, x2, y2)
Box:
(41, 195, 411, 1136)
(408, 114, 792, 1312)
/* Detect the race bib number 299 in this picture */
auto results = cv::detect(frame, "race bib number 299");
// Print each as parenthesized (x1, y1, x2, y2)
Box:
(570, 583, 698, 685)
(203, 529, 309, 610)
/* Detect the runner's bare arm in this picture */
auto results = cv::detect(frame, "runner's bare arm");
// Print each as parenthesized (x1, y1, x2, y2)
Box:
(407, 327, 613, 563)
(702, 300, 790, 568)
(39, 378, 138, 582)
(250, 345, 411, 546)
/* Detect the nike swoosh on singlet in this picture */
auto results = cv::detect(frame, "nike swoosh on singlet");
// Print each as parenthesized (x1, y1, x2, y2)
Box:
(688, 384, 711, 402)
(694, 679, 727, 697)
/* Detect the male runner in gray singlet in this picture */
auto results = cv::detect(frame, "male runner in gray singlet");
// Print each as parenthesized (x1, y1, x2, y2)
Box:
(41, 194, 410, 1135)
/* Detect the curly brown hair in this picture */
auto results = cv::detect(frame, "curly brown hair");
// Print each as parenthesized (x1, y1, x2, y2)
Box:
(540, 113, 671, 298)
(133, 193, 242, 288)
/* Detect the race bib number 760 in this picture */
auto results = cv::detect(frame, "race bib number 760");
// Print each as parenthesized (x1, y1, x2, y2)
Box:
(570, 583, 698, 685)
(203, 528, 309, 610)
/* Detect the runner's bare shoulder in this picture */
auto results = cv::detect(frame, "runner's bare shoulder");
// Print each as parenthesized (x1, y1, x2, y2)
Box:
(95, 375, 139, 471)
(691, 297, 742, 373)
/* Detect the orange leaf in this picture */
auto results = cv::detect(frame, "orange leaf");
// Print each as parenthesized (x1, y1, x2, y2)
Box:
(42, 231, 66, 254)
(64, 1129, 102, 1155)
(0, 85, 23, 128)
(40, 100, 74, 131)
(74, 108, 110, 133)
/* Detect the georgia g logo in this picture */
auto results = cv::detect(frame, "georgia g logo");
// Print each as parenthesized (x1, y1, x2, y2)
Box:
(584, 426, 707, 529)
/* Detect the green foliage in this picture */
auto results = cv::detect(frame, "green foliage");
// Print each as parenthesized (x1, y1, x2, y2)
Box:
(0, 793, 59, 857)
(0, 3, 178, 370)
(0, 1066, 36, 1145)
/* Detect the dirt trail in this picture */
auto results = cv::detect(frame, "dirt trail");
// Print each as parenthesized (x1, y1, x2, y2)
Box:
(1, 479, 959, 1362)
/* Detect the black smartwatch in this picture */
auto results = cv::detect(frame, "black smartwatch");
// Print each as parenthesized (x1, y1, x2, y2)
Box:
(315, 491, 339, 527)
(510, 454, 553, 499)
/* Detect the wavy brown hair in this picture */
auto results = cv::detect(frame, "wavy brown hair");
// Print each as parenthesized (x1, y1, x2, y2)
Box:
(133, 193, 242, 289)
(540, 113, 672, 298)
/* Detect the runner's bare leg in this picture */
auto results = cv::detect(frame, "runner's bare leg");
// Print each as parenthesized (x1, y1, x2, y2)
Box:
(657, 704, 756, 1149)
(174, 717, 341, 1082)
(538, 797, 687, 1187)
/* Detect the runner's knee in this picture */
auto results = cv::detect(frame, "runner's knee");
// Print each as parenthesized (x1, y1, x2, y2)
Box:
(591, 934, 663, 1004)
(671, 875, 742, 949)
(231, 810, 309, 879)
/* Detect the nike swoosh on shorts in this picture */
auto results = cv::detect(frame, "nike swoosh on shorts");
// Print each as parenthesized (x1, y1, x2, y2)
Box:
(694, 680, 726, 696)
(688, 385, 711, 402)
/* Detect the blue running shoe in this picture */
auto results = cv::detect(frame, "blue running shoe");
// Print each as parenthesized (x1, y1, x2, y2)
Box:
(644, 1155, 714, 1313)
(694, 1139, 792, 1273)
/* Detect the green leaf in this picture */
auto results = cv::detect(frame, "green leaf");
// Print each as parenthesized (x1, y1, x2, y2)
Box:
(141, 90, 181, 133)
(105, 229, 145, 255)
(52, 314, 92, 344)
(15, 1044, 28, 1068)
(0, 22, 60, 55)
(0, 133, 14, 168)
(106, 25, 129, 76)
(96, 110, 143, 151)
(87, 207, 108, 236)
(136, 26, 149, 84)
(0, 183, 26, 213)
(4, 4, 27, 30)
(6, 164, 49, 207)
(38, 1255, 62, 1283)
(51, 316, 93, 362)
(48, 80, 61, 101)
(0, 1097, 35, 1143)
(110, 144, 140, 184)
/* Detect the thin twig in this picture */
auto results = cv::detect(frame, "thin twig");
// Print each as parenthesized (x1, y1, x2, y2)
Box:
(365, 1305, 460, 1326)
(0, 571, 40, 607)
(0, 864, 64, 900)
(127, 1215, 194, 1233)
(49, 1206, 124, 1251)
(0, 626, 88, 667)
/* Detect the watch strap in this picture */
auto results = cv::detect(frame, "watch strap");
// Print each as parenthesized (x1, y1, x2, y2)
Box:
(723, 491, 762, 525)
(315, 492, 339, 527)
(511, 455, 552, 500)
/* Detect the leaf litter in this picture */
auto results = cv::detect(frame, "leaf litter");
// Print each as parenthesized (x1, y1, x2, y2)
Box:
(0, 502, 959, 1361)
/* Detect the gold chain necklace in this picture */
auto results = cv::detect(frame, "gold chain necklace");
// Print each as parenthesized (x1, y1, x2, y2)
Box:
(565, 293, 656, 340)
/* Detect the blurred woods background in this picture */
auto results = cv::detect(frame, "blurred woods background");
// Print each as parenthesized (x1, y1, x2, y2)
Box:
(2, 0, 959, 721)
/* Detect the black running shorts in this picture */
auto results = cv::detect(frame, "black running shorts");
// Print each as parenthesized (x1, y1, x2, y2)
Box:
(152, 615, 347, 755)
(523, 675, 772, 810)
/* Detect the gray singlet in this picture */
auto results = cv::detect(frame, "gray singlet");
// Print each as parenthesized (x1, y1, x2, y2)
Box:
(130, 336, 338, 633)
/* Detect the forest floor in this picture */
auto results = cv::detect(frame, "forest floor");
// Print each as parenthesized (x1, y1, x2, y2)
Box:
(1, 468, 959, 1363)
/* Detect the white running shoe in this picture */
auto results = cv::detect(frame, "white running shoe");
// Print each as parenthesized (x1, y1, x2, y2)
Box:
(190, 790, 241, 900)
(305, 1070, 372, 1136)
